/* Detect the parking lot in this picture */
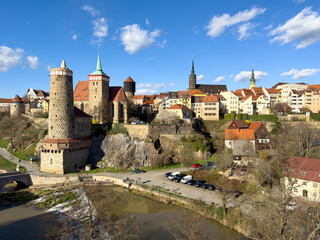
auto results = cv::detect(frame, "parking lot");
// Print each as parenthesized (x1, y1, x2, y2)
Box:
(107, 168, 236, 207)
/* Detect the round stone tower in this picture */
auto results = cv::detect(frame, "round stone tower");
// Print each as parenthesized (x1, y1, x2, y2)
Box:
(10, 95, 24, 118)
(48, 59, 74, 139)
(124, 76, 136, 99)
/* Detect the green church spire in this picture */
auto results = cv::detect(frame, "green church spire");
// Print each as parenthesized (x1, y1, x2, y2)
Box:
(89, 47, 108, 76)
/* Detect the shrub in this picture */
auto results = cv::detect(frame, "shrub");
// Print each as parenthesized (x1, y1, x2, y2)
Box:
(108, 123, 128, 135)
(310, 113, 320, 121)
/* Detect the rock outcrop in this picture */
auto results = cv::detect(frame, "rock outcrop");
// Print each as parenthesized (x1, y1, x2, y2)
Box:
(89, 133, 212, 169)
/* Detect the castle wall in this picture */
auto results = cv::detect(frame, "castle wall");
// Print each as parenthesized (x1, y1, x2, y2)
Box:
(74, 117, 92, 138)
(10, 103, 24, 118)
(40, 148, 90, 174)
(48, 73, 74, 139)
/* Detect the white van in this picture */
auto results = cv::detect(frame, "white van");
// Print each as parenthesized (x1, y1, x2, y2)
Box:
(181, 175, 192, 184)
(168, 172, 181, 180)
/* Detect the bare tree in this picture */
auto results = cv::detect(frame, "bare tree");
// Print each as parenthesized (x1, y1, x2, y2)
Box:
(180, 142, 194, 169)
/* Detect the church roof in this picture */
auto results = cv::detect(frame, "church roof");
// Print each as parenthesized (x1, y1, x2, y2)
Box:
(74, 106, 92, 118)
(74, 81, 89, 101)
(109, 87, 127, 102)
(124, 76, 135, 82)
(196, 84, 227, 94)
(12, 95, 22, 103)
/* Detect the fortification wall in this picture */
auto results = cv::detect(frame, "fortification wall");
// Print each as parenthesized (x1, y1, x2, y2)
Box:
(124, 124, 149, 139)
(148, 124, 178, 136)
(74, 117, 91, 138)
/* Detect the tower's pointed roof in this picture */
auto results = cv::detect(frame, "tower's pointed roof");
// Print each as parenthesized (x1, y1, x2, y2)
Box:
(250, 67, 255, 82)
(89, 50, 108, 76)
(60, 58, 66, 69)
(124, 76, 135, 83)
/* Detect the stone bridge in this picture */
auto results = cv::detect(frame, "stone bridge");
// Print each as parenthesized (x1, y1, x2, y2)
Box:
(0, 172, 33, 192)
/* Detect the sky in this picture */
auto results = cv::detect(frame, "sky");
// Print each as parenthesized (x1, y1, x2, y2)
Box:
(1, 0, 320, 98)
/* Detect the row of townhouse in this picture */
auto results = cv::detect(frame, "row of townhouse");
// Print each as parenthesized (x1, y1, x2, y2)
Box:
(220, 83, 320, 114)
(132, 89, 221, 121)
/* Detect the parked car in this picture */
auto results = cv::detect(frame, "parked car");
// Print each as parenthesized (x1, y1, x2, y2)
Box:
(194, 180, 206, 187)
(286, 202, 298, 211)
(168, 172, 181, 181)
(165, 172, 172, 178)
(181, 175, 193, 184)
(232, 190, 243, 198)
(132, 169, 146, 174)
(192, 163, 202, 168)
(174, 174, 186, 182)
(201, 183, 209, 189)
(204, 161, 215, 169)
(187, 179, 196, 185)
(207, 184, 216, 190)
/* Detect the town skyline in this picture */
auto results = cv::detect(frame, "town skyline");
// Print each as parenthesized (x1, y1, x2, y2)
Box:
(1, 0, 320, 98)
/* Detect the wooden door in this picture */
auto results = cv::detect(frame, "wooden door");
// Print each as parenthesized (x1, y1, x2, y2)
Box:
(303, 189, 308, 197)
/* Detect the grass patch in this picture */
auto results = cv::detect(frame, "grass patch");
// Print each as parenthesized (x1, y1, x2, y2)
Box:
(0, 155, 16, 172)
(8, 143, 37, 161)
(37, 191, 79, 209)
(0, 139, 10, 149)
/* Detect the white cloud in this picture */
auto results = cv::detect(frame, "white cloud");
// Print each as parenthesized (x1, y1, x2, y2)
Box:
(156, 40, 167, 48)
(270, 7, 320, 49)
(206, 7, 266, 38)
(27, 56, 39, 69)
(197, 75, 205, 81)
(0, 46, 24, 72)
(146, 18, 150, 26)
(136, 83, 166, 95)
(264, 24, 273, 30)
(72, 33, 79, 40)
(214, 76, 225, 82)
(238, 23, 256, 40)
(91, 17, 108, 44)
(120, 24, 161, 54)
(293, 0, 305, 3)
(281, 68, 320, 79)
(82, 5, 100, 17)
(169, 82, 176, 87)
(234, 70, 269, 82)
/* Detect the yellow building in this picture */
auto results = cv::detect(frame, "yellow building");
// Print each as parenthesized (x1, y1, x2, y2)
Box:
(305, 84, 320, 113)
(43, 99, 49, 113)
(168, 104, 193, 120)
(178, 91, 192, 109)
(197, 96, 219, 121)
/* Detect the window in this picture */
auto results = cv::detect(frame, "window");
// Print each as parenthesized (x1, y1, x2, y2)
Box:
(303, 181, 307, 186)
(313, 192, 317, 197)
(301, 171, 306, 175)
(313, 183, 318, 188)
(50, 159, 53, 165)
(294, 188, 298, 193)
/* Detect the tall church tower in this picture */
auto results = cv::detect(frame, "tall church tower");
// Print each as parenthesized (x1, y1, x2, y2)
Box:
(188, 59, 197, 90)
(48, 59, 74, 139)
(88, 50, 110, 124)
(249, 67, 256, 89)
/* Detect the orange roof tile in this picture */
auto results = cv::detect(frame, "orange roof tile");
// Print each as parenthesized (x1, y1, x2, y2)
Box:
(307, 84, 320, 90)
(190, 89, 205, 95)
(225, 129, 255, 140)
(132, 95, 144, 100)
(124, 76, 135, 83)
(266, 88, 281, 94)
(74, 81, 89, 101)
(178, 91, 191, 98)
(202, 95, 218, 102)
(248, 122, 263, 132)
(168, 104, 192, 112)
(12, 95, 22, 103)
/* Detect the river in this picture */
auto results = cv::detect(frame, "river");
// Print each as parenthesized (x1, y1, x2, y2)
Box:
(0, 186, 246, 240)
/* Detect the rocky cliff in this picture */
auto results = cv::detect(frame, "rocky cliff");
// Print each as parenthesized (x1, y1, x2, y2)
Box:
(89, 133, 212, 169)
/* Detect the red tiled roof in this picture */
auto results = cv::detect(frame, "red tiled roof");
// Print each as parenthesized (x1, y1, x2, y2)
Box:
(307, 84, 320, 90)
(168, 104, 192, 112)
(225, 129, 255, 140)
(266, 88, 281, 94)
(248, 122, 263, 132)
(285, 157, 320, 183)
(252, 95, 260, 101)
(132, 95, 144, 100)
(109, 87, 127, 102)
(202, 95, 218, 102)
(228, 120, 248, 129)
(74, 81, 89, 101)
(74, 106, 92, 118)
(178, 91, 191, 98)
(0, 98, 13, 103)
(124, 76, 135, 83)
(12, 95, 22, 103)
(190, 89, 205, 95)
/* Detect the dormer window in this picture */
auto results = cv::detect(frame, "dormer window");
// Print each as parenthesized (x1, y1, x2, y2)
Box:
(301, 171, 306, 175)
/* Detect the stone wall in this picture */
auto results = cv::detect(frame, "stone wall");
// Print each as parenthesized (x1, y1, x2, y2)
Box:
(74, 117, 92, 138)
(22, 114, 48, 127)
(30, 108, 44, 117)
(124, 124, 150, 139)
(124, 123, 188, 140)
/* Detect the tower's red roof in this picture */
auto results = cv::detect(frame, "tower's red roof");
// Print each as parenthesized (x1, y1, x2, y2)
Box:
(124, 76, 135, 83)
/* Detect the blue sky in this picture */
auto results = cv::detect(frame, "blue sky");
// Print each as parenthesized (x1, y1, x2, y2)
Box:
(1, 0, 320, 98)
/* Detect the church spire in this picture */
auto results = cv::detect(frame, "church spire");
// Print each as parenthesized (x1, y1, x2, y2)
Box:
(250, 65, 256, 89)
(189, 57, 196, 90)
(60, 58, 66, 69)
(96, 46, 102, 71)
